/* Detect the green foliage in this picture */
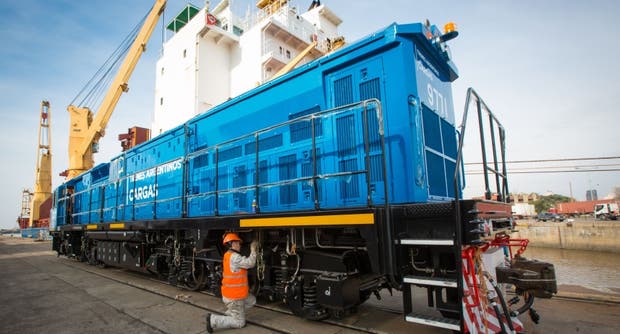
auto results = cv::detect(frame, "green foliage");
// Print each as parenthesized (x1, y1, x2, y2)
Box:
(533, 194, 572, 213)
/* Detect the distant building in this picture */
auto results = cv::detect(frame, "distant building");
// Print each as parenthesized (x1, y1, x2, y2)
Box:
(511, 192, 539, 204)
(586, 189, 598, 201)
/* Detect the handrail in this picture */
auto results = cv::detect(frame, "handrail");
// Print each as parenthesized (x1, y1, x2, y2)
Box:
(67, 98, 392, 279)
(76, 99, 387, 221)
(453, 88, 510, 332)
(188, 99, 379, 157)
(187, 99, 386, 213)
(183, 98, 395, 283)
(454, 88, 509, 204)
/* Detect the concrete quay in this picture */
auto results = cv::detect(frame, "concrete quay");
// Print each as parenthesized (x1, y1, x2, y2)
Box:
(513, 219, 620, 253)
(1, 236, 620, 334)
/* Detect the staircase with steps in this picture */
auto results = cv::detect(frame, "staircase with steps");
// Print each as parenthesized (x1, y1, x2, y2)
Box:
(396, 200, 513, 333)
(396, 202, 464, 332)
(395, 88, 513, 332)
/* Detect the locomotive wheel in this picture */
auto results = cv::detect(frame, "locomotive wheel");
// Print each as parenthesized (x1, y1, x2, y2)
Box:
(184, 261, 207, 291)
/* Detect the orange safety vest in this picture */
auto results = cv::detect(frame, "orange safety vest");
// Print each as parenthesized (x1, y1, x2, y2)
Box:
(221, 250, 249, 300)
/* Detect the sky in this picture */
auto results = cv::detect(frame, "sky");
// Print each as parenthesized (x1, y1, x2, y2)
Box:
(0, 0, 619, 229)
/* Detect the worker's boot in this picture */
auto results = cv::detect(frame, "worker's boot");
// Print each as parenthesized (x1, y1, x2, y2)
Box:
(206, 313, 213, 333)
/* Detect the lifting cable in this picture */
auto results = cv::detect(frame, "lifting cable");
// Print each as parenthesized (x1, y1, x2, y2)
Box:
(70, 9, 150, 110)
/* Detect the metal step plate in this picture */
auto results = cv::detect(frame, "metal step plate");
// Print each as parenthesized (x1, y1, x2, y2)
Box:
(403, 276, 457, 288)
(399, 239, 454, 246)
(405, 312, 460, 331)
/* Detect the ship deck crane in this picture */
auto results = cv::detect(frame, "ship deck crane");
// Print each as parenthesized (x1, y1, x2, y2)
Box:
(64, 0, 167, 180)
(271, 37, 345, 80)
(271, 41, 318, 80)
(30, 101, 52, 227)
(17, 189, 33, 229)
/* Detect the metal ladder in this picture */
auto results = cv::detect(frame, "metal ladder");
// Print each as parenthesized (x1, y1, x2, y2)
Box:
(401, 88, 510, 332)
(400, 235, 461, 331)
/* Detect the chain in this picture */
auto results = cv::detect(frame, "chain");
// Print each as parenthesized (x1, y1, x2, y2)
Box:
(192, 247, 196, 274)
(81, 236, 87, 253)
(257, 245, 265, 281)
(174, 239, 181, 267)
(474, 247, 490, 334)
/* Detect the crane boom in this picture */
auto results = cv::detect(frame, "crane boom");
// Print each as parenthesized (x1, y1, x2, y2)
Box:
(65, 0, 167, 180)
(271, 37, 344, 81)
(271, 41, 317, 80)
(30, 101, 52, 227)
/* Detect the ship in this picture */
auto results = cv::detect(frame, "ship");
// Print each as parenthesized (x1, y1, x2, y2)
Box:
(152, 0, 343, 134)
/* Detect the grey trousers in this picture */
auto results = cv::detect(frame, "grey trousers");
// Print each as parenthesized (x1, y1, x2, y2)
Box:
(210, 294, 256, 330)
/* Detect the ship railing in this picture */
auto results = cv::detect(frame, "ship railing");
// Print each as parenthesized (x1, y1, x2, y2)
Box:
(243, 0, 291, 29)
(267, 13, 328, 53)
(245, 2, 328, 54)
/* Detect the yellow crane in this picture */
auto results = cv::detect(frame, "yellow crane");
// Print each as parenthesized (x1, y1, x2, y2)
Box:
(30, 101, 52, 227)
(65, 0, 167, 180)
(271, 37, 345, 81)
(271, 41, 318, 80)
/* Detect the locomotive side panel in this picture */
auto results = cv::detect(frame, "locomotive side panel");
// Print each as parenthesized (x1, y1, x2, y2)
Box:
(412, 41, 459, 201)
(121, 126, 187, 220)
(325, 57, 387, 206)
(54, 23, 462, 226)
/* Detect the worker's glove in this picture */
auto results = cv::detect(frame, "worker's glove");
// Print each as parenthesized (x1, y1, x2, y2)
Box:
(250, 240, 258, 253)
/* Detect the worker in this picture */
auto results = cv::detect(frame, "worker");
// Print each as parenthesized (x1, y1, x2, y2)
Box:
(206, 233, 258, 333)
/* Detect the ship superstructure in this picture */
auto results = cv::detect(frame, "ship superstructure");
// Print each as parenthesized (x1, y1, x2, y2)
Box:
(152, 0, 342, 134)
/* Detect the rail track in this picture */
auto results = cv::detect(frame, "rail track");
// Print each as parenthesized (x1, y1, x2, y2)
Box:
(56, 256, 620, 334)
(56, 257, 404, 334)
(4, 238, 620, 334)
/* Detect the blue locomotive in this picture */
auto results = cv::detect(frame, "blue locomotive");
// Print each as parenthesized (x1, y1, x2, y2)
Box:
(51, 21, 556, 331)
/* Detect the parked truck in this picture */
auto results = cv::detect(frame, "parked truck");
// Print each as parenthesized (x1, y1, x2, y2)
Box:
(555, 199, 617, 217)
(512, 203, 535, 219)
(594, 202, 619, 220)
